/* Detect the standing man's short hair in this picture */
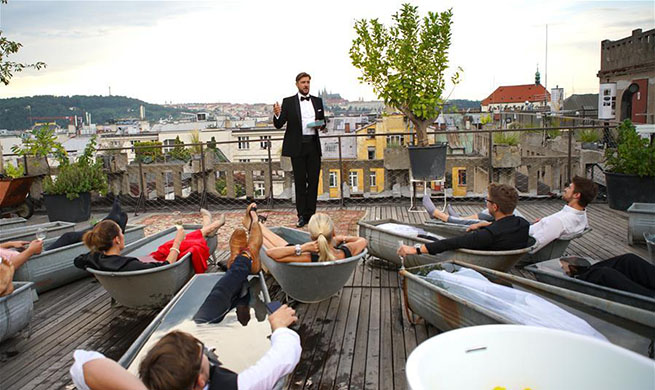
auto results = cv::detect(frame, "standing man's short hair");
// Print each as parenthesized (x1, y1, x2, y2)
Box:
(571, 176, 598, 207)
(295, 72, 311, 82)
(487, 183, 519, 214)
(139, 331, 201, 390)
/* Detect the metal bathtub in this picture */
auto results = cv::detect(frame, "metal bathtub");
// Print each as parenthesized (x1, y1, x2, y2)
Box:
(87, 225, 217, 310)
(0, 217, 27, 232)
(260, 227, 366, 303)
(13, 224, 146, 293)
(0, 221, 75, 243)
(359, 219, 534, 271)
(0, 282, 35, 343)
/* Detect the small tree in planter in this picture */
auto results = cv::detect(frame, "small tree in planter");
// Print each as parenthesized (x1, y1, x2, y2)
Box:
(42, 136, 108, 222)
(351, 4, 461, 147)
(11, 125, 68, 175)
(492, 131, 521, 168)
(351, 4, 460, 182)
(166, 136, 191, 162)
(603, 119, 655, 210)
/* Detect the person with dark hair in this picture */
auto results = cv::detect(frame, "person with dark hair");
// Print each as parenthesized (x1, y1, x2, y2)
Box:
(399, 183, 530, 256)
(273, 72, 327, 228)
(73, 209, 224, 273)
(562, 253, 655, 297)
(423, 176, 598, 253)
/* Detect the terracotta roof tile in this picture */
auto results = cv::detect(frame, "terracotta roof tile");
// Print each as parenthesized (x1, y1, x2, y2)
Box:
(481, 84, 551, 106)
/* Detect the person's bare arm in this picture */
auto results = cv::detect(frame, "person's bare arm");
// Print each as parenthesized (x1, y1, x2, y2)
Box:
(266, 241, 317, 262)
(0, 241, 29, 249)
(165, 228, 185, 264)
(8, 240, 43, 270)
(83, 359, 147, 390)
(337, 236, 367, 256)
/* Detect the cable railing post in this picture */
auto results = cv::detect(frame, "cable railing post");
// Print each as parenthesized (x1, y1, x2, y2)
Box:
(267, 139, 274, 208)
(488, 128, 493, 184)
(200, 142, 207, 210)
(338, 135, 344, 208)
(567, 127, 573, 184)
(136, 156, 146, 216)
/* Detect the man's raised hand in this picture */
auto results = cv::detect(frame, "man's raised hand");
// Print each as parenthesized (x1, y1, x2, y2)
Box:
(273, 102, 281, 117)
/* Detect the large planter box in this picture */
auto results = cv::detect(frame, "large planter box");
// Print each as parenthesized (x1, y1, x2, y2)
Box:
(492, 145, 521, 168)
(626, 203, 655, 245)
(408, 144, 447, 181)
(605, 172, 655, 211)
(383, 147, 410, 170)
(191, 151, 215, 172)
(43, 192, 91, 222)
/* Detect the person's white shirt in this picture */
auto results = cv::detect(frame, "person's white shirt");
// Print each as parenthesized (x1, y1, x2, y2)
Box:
(70, 327, 302, 390)
(529, 205, 588, 253)
(297, 93, 315, 136)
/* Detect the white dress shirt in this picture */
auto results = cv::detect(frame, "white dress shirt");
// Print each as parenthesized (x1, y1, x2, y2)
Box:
(298, 93, 316, 136)
(69, 327, 302, 390)
(529, 205, 588, 253)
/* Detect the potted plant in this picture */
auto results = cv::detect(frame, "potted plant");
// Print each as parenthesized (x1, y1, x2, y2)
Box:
(604, 120, 655, 210)
(492, 131, 521, 168)
(577, 129, 601, 150)
(351, 4, 461, 180)
(133, 141, 163, 164)
(42, 136, 108, 222)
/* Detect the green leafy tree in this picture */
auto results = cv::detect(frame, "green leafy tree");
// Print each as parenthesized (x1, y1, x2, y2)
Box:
(11, 125, 68, 174)
(350, 3, 461, 146)
(0, 0, 46, 85)
(605, 120, 655, 177)
(167, 136, 191, 162)
(134, 141, 163, 163)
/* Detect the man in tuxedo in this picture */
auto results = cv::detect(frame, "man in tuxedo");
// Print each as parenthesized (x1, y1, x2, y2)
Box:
(273, 72, 326, 228)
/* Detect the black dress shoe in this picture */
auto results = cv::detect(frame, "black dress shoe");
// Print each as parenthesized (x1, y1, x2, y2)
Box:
(296, 217, 306, 228)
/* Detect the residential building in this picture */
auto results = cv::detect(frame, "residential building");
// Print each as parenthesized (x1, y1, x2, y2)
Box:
(481, 71, 551, 112)
(597, 28, 655, 124)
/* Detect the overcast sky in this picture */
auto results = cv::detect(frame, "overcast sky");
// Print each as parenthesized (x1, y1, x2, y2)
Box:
(0, 0, 652, 104)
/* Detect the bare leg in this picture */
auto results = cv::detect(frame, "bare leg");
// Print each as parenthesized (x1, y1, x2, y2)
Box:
(432, 209, 450, 222)
(200, 208, 212, 227)
(200, 216, 225, 237)
(260, 222, 288, 249)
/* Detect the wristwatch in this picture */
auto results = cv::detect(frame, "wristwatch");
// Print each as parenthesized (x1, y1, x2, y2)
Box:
(414, 244, 422, 255)
(295, 244, 302, 256)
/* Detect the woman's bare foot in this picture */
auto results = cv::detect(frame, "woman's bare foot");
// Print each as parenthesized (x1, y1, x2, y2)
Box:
(200, 208, 212, 227)
(432, 208, 449, 222)
(202, 216, 225, 237)
(242, 203, 257, 230)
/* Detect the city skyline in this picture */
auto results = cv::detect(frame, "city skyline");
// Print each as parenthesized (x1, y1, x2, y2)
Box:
(0, 0, 652, 105)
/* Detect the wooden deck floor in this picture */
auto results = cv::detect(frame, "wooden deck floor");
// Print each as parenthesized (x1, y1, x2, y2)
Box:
(0, 201, 649, 389)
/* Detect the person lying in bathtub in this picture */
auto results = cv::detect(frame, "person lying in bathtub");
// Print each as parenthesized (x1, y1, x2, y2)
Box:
(398, 183, 530, 257)
(73, 209, 224, 273)
(422, 176, 598, 253)
(68, 304, 301, 390)
(245, 204, 367, 263)
(0, 239, 43, 271)
(45, 197, 129, 251)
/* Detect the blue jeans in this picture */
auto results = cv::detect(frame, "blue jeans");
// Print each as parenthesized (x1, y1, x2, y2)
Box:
(193, 255, 251, 324)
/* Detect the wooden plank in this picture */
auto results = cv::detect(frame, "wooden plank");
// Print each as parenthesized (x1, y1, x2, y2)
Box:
(332, 278, 364, 389)
(364, 265, 381, 389)
(317, 285, 354, 390)
(349, 265, 372, 389)
(389, 270, 408, 390)
(379, 265, 395, 390)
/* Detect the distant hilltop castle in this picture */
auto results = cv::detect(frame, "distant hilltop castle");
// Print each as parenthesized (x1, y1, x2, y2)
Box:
(318, 88, 348, 104)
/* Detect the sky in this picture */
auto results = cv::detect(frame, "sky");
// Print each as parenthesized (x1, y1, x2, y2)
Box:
(0, 0, 652, 105)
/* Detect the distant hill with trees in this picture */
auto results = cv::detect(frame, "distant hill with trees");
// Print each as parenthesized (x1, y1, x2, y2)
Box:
(0, 95, 184, 130)
(445, 99, 481, 111)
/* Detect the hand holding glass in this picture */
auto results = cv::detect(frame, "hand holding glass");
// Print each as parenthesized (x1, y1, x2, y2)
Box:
(35, 228, 46, 241)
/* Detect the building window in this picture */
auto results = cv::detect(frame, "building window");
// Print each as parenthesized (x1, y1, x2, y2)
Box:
(370, 173, 377, 187)
(349, 171, 359, 191)
(329, 172, 338, 188)
(163, 139, 175, 153)
(238, 136, 249, 149)
(255, 182, 265, 197)
(261, 158, 270, 162)
(386, 135, 403, 146)
(367, 128, 375, 139)
(238, 158, 251, 162)
(367, 147, 375, 160)
(260, 136, 271, 149)
(325, 143, 337, 153)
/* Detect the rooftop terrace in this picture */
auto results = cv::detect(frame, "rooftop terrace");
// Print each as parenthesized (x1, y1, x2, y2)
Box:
(0, 201, 650, 390)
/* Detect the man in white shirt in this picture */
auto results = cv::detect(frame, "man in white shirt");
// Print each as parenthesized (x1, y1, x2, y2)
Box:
(69, 304, 301, 390)
(273, 72, 327, 228)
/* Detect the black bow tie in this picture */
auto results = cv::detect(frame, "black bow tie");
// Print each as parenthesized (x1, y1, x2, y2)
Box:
(300, 96, 310, 101)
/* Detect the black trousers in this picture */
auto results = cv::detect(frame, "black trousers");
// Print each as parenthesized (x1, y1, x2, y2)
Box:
(193, 255, 250, 324)
(291, 140, 321, 220)
(45, 198, 128, 251)
(577, 253, 655, 297)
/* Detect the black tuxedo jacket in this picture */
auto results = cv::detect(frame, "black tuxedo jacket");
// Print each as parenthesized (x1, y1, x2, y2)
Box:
(273, 94, 326, 157)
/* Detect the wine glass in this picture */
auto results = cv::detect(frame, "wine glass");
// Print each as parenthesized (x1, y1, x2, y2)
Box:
(35, 227, 47, 241)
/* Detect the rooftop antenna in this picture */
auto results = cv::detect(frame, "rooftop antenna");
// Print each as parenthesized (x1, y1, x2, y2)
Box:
(108, 86, 112, 96)
(545, 24, 548, 90)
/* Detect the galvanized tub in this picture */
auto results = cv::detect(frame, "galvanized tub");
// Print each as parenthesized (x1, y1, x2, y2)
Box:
(421, 219, 468, 235)
(525, 257, 655, 312)
(0, 221, 75, 243)
(646, 233, 655, 263)
(627, 203, 655, 245)
(518, 227, 593, 266)
(401, 261, 655, 347)
(0, 217, 27, 232)
(359, 219, 535, 271)
(13, 225, 146, 293)
(87, 224, 215, 310)
(260, 227, 366, 303)
(119, 273, 286, 389)
(0, 281, 35, 343)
